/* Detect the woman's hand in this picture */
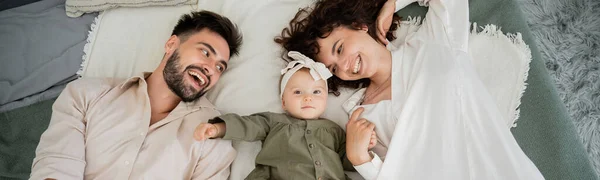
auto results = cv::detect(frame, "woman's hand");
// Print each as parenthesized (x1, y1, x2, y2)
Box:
(376, 0, 396, 45)
(346, 107, 376, 165)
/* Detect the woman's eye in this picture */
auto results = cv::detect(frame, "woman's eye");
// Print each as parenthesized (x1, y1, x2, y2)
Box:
(337, 45, 342, 54)
(294, 90, 301, 94)
(313, 90, 321, 94)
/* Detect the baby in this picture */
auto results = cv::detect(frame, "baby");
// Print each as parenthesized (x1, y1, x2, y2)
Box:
(194, 51, 376, 180)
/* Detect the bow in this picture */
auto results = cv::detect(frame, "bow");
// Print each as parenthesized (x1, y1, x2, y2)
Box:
(281, 51, 332, 81)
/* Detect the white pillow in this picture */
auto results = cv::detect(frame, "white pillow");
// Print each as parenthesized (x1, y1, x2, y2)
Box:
(80, 1, 531, 179)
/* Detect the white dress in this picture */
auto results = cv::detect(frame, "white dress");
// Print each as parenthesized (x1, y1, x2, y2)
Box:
(343, 0, 545, 179)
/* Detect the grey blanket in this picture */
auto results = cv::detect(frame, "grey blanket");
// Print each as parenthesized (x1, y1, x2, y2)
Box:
(0, 0, 96, 112)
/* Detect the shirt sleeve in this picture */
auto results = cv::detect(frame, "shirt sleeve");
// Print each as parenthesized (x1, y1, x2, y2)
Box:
(352, 151, 384, 180)
(396, 0, 470, 51)
(192, 139, 237, 180)
(30, 80, 91, 180)
(216, 112, 276, 141)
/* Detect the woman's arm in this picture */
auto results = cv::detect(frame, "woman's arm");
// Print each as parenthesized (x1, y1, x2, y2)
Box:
(418, 0, 469, 51)
(378, 0, 470, 51)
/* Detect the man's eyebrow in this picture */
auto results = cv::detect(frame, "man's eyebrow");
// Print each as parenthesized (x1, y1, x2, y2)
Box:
(331, 39, 340, 56)
(198, 42, 217, 56)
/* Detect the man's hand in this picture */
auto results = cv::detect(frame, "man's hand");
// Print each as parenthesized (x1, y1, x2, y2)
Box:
(194, 123, 221, 141)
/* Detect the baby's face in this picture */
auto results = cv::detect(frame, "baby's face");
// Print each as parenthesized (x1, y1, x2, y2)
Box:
(282, 69, 328, 120)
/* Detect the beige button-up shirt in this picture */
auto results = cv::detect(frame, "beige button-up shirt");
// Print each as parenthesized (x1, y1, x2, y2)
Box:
(30, 73, 236, 180)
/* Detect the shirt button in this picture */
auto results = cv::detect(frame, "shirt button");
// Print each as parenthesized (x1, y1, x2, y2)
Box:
(315, 161, 321, 166)
(318, 177, 322, 180)
(124, 160, 130, 165)
(306, 130, 312, 134)
(309, 144, 314, 148)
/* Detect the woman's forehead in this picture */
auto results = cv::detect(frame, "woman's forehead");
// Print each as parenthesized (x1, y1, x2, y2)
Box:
(319, 27, 347, 44)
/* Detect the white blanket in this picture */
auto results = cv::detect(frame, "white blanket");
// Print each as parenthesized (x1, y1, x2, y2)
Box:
(79, 0, 531, 179)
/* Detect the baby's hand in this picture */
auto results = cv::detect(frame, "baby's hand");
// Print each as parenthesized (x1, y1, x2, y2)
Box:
(194, 123, 219, 141)
(368, 131, 378, 150)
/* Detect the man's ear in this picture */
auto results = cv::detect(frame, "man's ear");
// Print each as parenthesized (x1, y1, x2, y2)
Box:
(165, 35, 180, 55)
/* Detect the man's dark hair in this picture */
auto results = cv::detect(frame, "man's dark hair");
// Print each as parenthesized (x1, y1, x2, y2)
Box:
(172, 10, 243, 57)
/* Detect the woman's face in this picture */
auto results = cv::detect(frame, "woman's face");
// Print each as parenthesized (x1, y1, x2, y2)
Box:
(316, 26, 387, 81)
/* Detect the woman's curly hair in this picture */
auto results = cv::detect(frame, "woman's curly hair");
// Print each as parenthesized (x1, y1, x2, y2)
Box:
(275, 0, 401, 96)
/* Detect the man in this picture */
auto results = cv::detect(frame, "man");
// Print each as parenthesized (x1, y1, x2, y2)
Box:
(30, 10, 243, 179)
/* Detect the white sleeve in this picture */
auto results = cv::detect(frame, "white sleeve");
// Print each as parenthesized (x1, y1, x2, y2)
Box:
(396, 0, 470, 52)
(352, 151, 383, 180)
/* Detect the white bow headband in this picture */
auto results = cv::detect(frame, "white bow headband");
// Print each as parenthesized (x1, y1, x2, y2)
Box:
(280, 51, 332, 98)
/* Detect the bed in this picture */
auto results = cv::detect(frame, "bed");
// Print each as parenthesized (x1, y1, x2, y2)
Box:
(0, 0, 597, 179)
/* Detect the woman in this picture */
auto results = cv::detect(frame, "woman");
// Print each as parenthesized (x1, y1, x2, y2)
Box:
(276, 0, 545, 179)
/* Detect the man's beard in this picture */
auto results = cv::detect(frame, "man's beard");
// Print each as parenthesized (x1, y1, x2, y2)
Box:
(163, 50, 211, 102)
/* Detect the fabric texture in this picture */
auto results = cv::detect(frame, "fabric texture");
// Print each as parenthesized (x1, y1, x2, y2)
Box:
(0, 98, 55, 180)
(341, 0, 544, 179)
(78, 5, 196, 78)
(517, 0, 600, 176)
(0, 81, 68, 112)
(30, 73, 236, 180)
(0, 0, 96, 112)
(387, 17, 532, 128)
(214, 112, 350, 180)
(65, 0, 197, 17)
(0, 0, 41, 11)
(397, 0, 598, 179)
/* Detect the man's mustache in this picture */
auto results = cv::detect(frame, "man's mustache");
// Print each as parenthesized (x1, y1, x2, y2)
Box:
(185, 65, 212, 85)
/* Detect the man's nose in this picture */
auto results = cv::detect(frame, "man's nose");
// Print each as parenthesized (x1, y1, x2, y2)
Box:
(201, 64, 214, 76)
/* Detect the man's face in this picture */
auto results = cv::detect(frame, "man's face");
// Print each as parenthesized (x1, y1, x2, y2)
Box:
(163, 29, 231, 102)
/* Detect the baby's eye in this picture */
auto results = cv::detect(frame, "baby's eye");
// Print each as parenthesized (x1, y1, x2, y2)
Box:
(294, 90, 301, 94)
(313, 90, 321, 94)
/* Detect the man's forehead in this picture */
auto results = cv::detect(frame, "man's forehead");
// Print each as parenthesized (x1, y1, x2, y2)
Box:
(184, 29, 231, 59)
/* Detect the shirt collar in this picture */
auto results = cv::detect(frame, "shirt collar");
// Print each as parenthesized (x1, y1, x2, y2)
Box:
(119, 72, 217, 110)
(119, 72, 152, 89)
